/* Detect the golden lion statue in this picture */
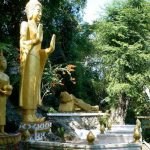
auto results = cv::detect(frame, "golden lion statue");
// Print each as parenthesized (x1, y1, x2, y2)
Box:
(58, 91, 99, 112)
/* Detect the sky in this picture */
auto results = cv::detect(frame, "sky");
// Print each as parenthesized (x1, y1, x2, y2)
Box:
(83, 0, 113, 24)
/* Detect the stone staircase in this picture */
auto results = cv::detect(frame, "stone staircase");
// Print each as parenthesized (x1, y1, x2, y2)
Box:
(142, 141, 150, 150)
(26, 113, 143, 150)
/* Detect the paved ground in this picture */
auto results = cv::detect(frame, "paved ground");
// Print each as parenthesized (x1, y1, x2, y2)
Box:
(142, 142, 150, 150)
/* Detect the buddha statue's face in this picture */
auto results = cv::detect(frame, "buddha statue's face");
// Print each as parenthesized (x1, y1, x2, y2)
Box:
(0, 56, 7, 72)
(32, 5, 42, 23)
(26, 2, 42, 23)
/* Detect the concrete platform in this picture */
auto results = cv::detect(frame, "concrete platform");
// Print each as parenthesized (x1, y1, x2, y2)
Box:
(27, 140, 142, 150)
(47, 112, 105, 117)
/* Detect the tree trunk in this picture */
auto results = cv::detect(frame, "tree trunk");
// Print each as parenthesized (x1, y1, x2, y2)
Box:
(110, 93, 129, 125)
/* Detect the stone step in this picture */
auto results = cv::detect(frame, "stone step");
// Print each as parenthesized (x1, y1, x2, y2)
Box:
(74, 128, 139, 144)
(28, 141, 142, 150)
(105, 125, 142, 134)
(142, 141, 150, 150)
(111, 125, 135, 130)
(97, 134, 134, 144)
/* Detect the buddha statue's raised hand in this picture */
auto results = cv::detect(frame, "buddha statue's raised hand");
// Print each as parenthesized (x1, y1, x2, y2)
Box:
(46, 34, 56, 54)
(37, 23, 43, 42)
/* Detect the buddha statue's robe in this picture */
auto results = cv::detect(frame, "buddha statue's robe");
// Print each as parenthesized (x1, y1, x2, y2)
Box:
(0, 73, 10, 126)
(20, 21, 49, 110)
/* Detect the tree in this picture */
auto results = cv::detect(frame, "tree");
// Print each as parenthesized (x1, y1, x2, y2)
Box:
(93, 0, 150, 124)
(40, 0, 87, 63)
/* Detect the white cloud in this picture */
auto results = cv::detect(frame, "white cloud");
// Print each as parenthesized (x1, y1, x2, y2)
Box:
(83, 0, 113, 24)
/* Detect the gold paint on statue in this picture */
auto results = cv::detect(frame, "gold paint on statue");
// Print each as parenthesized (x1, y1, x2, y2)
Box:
(100, 124, 105, 134)
(19, 0, 55, 123)
(136, 119, 141, 129)
(133, 125, 141, 143)
(87, 131, 95, 144)
(58, 91, 99, 112)
(0, 53, 13, 135)
(21, 129, 30, 141)
(0, 133, 21, 145)
(107, 119, 112, 130)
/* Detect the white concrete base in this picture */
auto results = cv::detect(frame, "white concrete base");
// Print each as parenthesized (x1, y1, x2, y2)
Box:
(106, 125, 135, 134)
(28, 141, 142, 150)
(47, 112, 105, 117)
(20, 121, 51, 141)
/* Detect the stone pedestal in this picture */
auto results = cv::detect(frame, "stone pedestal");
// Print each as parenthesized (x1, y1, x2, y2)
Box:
(0, 133, 21, 150)
(20, 121, 51, 141)
(47, 112, 104, 141)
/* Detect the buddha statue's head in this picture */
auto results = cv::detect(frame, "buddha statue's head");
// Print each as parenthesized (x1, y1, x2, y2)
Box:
(60, 91, 73, 103)
(0, 52, 7, 72)
(25, 0, 42, 23)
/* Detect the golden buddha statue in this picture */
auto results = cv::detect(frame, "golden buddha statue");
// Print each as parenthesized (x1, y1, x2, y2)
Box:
(0, 53, 13, 135)
(19, 0, 55, 123)
(58, 91, 99, 112)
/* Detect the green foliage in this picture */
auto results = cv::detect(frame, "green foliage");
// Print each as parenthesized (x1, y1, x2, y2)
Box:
(99, 115, 109, 126)
(42, 61, 76, 100)
(0, 43, 19, 65)
(70, 63, 99, 104)
(93, 0, 150, 119)
(0, 42, 20, 86)
(57, 127, 65, 139)
(0, 1, 27, 45)
(41, 0, 87, 62)
(48, 107, 57, 113)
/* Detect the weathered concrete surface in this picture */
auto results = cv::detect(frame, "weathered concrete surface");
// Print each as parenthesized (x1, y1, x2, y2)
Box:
(28, 113, 142, 150)
(27, 140, 142, 150)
